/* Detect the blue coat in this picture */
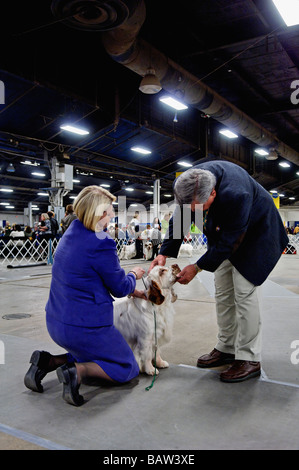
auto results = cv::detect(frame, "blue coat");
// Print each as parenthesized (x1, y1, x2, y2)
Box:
(160, 160, 289, 286)
(46, 219, 136, 327)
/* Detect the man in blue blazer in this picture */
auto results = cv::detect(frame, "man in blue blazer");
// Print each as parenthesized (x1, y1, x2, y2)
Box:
(150, 160, 288, 383)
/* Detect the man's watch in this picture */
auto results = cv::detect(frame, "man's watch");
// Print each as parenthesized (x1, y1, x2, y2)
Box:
(193, 263, 202, 274)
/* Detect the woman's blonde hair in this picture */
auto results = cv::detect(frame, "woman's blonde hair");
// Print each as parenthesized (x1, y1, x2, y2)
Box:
(41, 213, 49, 220)
(74, 185, 116, 231)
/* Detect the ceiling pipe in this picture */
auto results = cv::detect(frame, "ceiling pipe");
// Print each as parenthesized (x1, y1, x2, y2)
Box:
(101, 0, 299, 166)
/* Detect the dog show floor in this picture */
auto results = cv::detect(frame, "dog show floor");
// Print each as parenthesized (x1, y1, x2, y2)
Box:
(0, 254, 299, 451)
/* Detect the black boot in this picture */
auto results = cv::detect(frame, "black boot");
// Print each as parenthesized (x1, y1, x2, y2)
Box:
(24, 350, 52, 393)
(56, 363, 84, 406)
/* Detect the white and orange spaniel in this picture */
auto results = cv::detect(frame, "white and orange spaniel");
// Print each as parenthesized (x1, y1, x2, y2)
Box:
(113, 264, 180, 376)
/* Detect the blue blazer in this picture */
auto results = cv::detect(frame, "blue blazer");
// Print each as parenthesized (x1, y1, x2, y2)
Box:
(160, 160, 289, 286)
(46, 219, 136, 327)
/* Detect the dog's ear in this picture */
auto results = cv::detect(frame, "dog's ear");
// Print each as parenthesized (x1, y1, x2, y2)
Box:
(148, 281, 165, 305)
(170, 287, 177, 303)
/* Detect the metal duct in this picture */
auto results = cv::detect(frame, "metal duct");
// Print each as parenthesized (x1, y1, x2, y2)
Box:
(101, 0, 299, 166)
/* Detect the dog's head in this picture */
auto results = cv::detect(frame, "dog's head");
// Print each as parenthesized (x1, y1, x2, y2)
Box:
(144, 241, 153, 251)
(146, 264, 180, 305)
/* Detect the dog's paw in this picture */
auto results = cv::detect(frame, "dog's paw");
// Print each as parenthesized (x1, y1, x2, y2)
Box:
(157, 360, 169, 369)
(146, 367, 159, 376)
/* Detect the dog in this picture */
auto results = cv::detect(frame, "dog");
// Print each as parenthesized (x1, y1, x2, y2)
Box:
(143, 240, 153, 260)
(113, 264, 180, 376)
(118, 242, 137, 260)
(178, 243, 193, 257)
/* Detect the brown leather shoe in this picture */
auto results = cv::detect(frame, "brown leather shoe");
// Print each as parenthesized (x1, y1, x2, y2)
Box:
(197, 348, 235, 368)
(220, 360, 261, 383)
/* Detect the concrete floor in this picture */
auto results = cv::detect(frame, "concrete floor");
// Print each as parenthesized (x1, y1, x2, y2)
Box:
(0, 253, 299, 450)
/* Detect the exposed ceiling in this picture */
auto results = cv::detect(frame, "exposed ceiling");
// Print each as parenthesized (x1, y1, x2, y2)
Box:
(0, 0, 299, 216)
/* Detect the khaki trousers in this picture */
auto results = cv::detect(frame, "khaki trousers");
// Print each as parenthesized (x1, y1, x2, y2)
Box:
(214, 260, 262, 361)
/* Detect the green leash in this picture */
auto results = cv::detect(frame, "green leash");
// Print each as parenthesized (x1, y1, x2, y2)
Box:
(142, 276, 158, 391)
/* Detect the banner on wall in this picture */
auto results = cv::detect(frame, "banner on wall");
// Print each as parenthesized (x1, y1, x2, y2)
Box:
(271, 192, 280, 209)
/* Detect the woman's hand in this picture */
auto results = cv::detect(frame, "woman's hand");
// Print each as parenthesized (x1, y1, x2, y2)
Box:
(131, 267, 146, 279)
(131, 289, 147, 300)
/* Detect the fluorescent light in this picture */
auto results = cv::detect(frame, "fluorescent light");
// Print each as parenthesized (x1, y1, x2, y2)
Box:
(289, 197, 295, 200)
(72, 179, 80, 183)
(178, 161, 193, 167)
(270, 190, 278, 193)
(32, 172, 46, 177)
(20, 160, 40, 166)
(0, 202, 10, 205)
(60, 124, 89, 135)
(37, 192, 48, 196)
(146, 191, 153, 194)
(159, 96, 188, 110)
(69, 196, 77, 199)
(164, 194, 172, 197)
(5, 206, 14, 209)
(0, 188, 13, 192)
(272, 0, 299, 26)
(131, 147, 152, 155)
(100, 184, 110, 188)
(255, 149, 269, 156)
(296, 172, 299, 176)
(32, 207, 40, 210)
(279, 162, 291, 168)
(125, 188, 134, 192)
(219, 129, 238, 139)
(112, 201, 118, 205)
(279, 194, 285, 197)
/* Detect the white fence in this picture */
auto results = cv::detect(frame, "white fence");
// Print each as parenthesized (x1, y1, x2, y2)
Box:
(0, 233, 298, 268)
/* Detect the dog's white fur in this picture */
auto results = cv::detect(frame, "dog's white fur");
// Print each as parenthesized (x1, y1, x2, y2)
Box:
(113, 264, 180, 375)
(178, 243, 193, 257)
(119, 242, 136, 260)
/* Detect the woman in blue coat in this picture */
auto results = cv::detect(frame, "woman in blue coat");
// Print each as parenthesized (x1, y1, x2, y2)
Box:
(150, 160, 288, 383)
(24, 186, 145, 406)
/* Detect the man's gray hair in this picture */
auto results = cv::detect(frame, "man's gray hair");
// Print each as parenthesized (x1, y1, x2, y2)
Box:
(174, 168, 216, 205)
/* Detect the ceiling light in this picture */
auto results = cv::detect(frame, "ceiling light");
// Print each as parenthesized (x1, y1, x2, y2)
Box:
(270, 190, 278, 193)
(164, 194, 172, 197)
(289, 197, 295, 200)
(139, 68, 162, 94)
(20, 160, 40, 166)
(112, 201, 118, 205)
(6, 163, 15, 173)
(178, 161, 193, 167)
(279, 194, 285, 197)
(159, 96, 188, 110)
(266, 148, 278, 160)
(60, 124, 89, 135)
(146, 191, 153, 194)
(72, 179, 80, 183)
(219, 129, 238, 139)
(5, 206, 15, 209)
(255, 148, 269, 156)
(37, 192, 48, 196)
(0, 188, 13, 192)
(272, 0, 299, 26)
(131, 147, 152, 155)
(296, 172, 299, 176)
(32, 207, 40, 210)
(100, 184, 110, 188)
(279, 162, 291, 168)
(32, 172, 46, 177)
(0, 202, 10, 205)
(69, 196, 77, 199)
(125, 188, 134, 192)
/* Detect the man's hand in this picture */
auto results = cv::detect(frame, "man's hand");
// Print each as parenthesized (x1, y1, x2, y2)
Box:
(176, 264, 199, 285)
(148, 254, 167, 273)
